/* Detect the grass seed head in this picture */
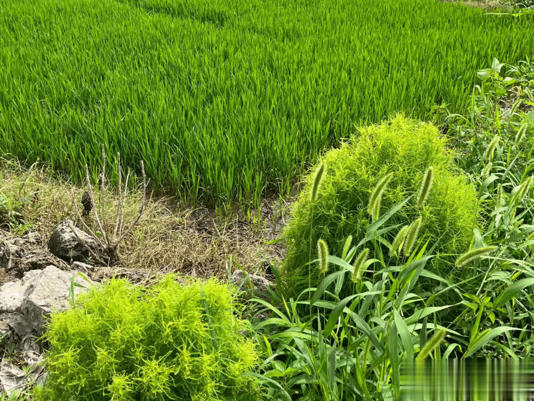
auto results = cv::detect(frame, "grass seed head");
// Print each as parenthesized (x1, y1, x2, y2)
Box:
(511, 176, 532, 205)
(417, 166, 434, 209)
(455, 245, 498, 267)
(311, 162, 327, 202)
(390, 225, 410, 257)
(481, 162, 493, 177)
(403, 216, 423, 257)
(317, 238, 329, 274)
(352, 248, 369, 284)
(368, 172, 394, 221)
(417, 329, 447, 361)
(483, 135, 500, 162)
(341, 235, 353, 260)
(514, 123, 529, 146)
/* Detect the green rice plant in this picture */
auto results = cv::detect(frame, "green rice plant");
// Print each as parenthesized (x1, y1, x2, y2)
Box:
(33, 276, 261, 401)
(0, 0, 532, 207)
(282, 115, 478, 296)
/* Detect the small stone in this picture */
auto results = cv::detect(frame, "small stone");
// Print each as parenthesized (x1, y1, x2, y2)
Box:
(230, 269, 272, 297)
(48, 220, 105, 263)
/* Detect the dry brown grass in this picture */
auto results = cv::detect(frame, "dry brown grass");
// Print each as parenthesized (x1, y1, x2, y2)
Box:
(441, 0, 505, 9)
(0, 160, 288, 281)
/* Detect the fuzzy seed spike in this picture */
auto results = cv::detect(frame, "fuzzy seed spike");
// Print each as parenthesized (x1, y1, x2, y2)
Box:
(352, 248, 369, 283)
(511, 176, 532, 206)
(310, 162, 327, 202)
(371, 193, 382, 221)
(368, 172, 394, 219)
(455, 246, 498, 267)
(416, 329, 447, 361)
(514, 123, 529, 146)
(481, 162, 493, 177)
(317, 239, 329, 274)
(390, 225, 410, 257)
(483, 135, 500, 162)
(417, 166, 434, 209)
(403, 217, 422, 257)
(341, 235, 353, 260)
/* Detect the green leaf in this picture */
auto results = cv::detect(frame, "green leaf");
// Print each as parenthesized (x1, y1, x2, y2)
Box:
(323, 295, 358, 337)
(328, 347, 336, 392)
(311, 270, 346, 305)
(494, 278, 534, 307)
(347, 310, 384, 352)
(394, 310, 414, 360)
(463, 327, 520, 359)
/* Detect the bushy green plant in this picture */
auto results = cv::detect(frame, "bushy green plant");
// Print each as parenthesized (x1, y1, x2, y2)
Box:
(282, 115, 479, 294)
(33, 276, 261, 401)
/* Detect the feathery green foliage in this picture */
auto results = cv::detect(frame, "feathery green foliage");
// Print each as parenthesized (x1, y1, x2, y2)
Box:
(0, 0, 532, 206)
(282, 115, 478, 295)
(33, 276, 260, 401)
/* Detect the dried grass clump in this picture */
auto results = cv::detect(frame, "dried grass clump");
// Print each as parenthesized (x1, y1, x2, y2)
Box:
(0, 160, 283, 281)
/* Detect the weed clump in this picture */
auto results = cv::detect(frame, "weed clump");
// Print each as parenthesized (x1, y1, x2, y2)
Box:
(282, 115, 478, 294)
(33, 276, 260, 401)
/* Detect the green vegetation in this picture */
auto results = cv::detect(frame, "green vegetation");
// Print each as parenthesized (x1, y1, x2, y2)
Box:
(443, 59, 534, 260)
(249, 60, 534, 400)
(0, 0, 532, 207)
(254, 238, 534, 400)
(282, 115, 479, 295)
(33, 277, 260, 401)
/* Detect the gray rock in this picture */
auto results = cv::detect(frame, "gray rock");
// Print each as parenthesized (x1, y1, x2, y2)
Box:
(0, 265, 92, 341)
(230, 269, 272, 297)
(0, 354, 45, 396)
(48, 220, 104, 263)
(0, 232, 67, 276)
(0, 360, 27, 395)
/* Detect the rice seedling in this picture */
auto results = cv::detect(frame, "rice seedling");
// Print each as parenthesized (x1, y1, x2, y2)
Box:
(0, 0, 532, 207)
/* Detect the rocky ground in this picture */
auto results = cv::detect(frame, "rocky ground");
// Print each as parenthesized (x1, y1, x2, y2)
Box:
(0, 162, 288, 397)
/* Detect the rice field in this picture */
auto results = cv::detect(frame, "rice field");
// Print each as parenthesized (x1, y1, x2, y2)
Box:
(0, 0, 532, 206)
